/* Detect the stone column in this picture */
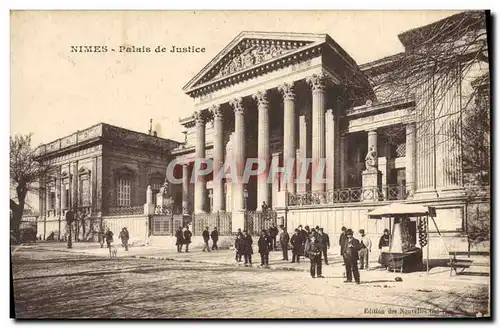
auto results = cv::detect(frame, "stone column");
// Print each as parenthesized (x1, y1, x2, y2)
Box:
(230, 98, 245, 212)
(279, 83, 296, 194)
(92, 157, 97, 214)
(340, 133, 347, 188)
(55, 171, 61, 216)
(271, 152, 281, 206)
(182, 163, 189, 214)
(297, 111, 309, 193)
(194, 111, 206, 214)
(253, 90, 270, 208)
(71, 162, 78, 210)
(325, 109, 337, 191)
(307, 73, 327, 193)
(46, 181, 51, 216)
(60, 178, 66, 212)
(406, 123, 416, 197)
(211, 105, 224, 212)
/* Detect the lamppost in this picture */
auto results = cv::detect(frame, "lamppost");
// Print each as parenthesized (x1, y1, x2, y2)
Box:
(243, 187, 248, 211)
(66, 209, 74, 249)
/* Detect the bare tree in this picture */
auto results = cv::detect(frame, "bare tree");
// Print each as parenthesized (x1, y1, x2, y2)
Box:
(349, 11, 490, 184)
(10, 134, 50, 242)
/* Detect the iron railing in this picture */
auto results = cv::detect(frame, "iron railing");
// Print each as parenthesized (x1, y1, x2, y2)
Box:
(192, 212, 232, 236)
(287, 185, 410, 206)
(104, 205, 144, 216)
(245, 210, 278, 236)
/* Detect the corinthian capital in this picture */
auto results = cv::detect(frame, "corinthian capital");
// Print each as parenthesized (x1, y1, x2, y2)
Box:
(306, 73, 327, 92)
(230, 97, 245, 115)
(278, 82, 295, 101)
(193, 111, 205, 125)
(252, 90, 268, 107)
(210, 104, 223, 120)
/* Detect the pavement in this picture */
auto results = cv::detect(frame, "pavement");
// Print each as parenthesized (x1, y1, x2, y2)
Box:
(11, 244, 491, 319)
(20, 241, 491, 285)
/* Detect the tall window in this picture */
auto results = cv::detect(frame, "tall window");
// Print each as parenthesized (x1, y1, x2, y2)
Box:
(117, 178, 131, 206)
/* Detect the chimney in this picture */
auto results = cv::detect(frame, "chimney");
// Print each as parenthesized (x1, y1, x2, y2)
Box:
(148, 118, 153, 135)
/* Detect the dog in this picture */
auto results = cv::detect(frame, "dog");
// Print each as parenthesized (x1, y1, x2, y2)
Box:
(109, 244, 118, 258)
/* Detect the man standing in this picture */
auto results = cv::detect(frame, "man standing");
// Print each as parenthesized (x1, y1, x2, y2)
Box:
(261, 201, 269, 212)
(318, 228, 330, 265)
(279, 225, 290, 261)
(298, 225, 308, 261)
(104, 228, 114, 249)
(290, 229, 301, 263)
(202, 226, 210, 252)
(183, 226, 192, 253)
(269, 223, 279, 251)
(343, 229, 361, 284)
(211, 227, 219, 250)
(339, 226, 347, 256)
(258, 229, 272, 267)
(235, 232, 243, 262)
(358, 229, 372, 270)
(241, 230, 253, 266)
(307, 229, 324, 278)
(175, 227, 184, 253)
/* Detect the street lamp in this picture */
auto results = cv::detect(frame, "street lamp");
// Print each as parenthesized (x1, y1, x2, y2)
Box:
(66, 209, 74, 249)
(243, 187, 248, 211)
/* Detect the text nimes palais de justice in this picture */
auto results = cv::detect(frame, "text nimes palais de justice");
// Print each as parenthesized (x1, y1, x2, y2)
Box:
(70, 45, 206, 54)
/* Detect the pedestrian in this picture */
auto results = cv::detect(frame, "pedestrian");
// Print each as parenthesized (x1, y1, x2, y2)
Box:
(211, 227, 219, 250)
(306, 229, 324, 278)
(104, 228, 114, 249)
(183, 226, 192, 253)
(339, 226, 347, 256)
(261, 201, 269, 212)
(175, 226, 184, 252)
(303, 227, 312, 259)
(318, 228, 330, 265)
(258, 229, 272, 267)
(98, 229, 105, 248)
(378, 228, 391, 265)
(119, 227, 129, 251)
(290, 229, 301, 263)
(202, 226, 211, 252)
(358, 229, 372, 270)
(342, 229, 361, 284)
(298, 225, 308, 260)
(269, 223, 279, 251)
(234, 232, 243, 262)
(279, 225, 290, 261)
(241, 230, 253, 266)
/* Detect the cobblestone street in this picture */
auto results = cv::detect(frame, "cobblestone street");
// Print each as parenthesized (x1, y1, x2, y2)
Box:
(11, 245, 489, 319)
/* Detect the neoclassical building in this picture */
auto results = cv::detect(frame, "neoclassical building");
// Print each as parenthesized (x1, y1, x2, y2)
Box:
(35, 123, 181, 239)
(172, 12, 490, 248)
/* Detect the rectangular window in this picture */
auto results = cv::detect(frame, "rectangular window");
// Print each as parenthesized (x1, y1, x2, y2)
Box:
(117, 178, 131, 207)
(50, 192, 56, 209)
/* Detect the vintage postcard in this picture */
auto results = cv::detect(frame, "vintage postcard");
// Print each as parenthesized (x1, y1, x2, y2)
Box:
(10, 10, 491, 319)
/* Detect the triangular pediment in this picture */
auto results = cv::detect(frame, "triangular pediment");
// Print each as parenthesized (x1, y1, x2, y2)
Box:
(183, 32, 328, 94)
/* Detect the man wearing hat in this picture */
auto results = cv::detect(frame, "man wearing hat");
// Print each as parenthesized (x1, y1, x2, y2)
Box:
(307, 229, 324, 278)
(358, 229, 372, 270)
(342, 229, 361, 284)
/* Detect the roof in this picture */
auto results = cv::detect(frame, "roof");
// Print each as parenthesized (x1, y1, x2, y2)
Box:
(398, 11, 487, 49)
(368, 203, 435, 218)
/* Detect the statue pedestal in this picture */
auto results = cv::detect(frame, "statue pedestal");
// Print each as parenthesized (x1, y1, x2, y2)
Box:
(362, 169, 381, 202)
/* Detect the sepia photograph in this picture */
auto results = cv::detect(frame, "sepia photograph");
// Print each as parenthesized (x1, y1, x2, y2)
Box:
(9, 10, 491, 319)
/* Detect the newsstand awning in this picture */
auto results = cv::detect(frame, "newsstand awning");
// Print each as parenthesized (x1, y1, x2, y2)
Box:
(367, 203, 435, 219)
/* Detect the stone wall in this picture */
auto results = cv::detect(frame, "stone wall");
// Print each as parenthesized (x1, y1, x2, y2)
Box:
(101, 215, 149, 245)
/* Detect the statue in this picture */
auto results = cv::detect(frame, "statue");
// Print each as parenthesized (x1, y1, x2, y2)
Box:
(365, 145, 377, 170)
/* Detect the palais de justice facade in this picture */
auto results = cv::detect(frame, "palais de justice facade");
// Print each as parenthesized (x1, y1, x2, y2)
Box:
(36, 13, 489, 251)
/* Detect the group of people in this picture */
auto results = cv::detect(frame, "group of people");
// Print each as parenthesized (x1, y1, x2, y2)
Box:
(202, 226, 219, 251)
(175, 226, 193, 252)
(233, 226, 279, 267)
(98, 227, 129, 251)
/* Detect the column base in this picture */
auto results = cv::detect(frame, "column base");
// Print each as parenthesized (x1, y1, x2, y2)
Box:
(414, 188, 439, 201)
(437, 186, 466, 199)
(362, 169, 381, 202)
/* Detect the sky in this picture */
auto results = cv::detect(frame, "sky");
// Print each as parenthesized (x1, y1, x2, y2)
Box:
(10, 10, 463, 148)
